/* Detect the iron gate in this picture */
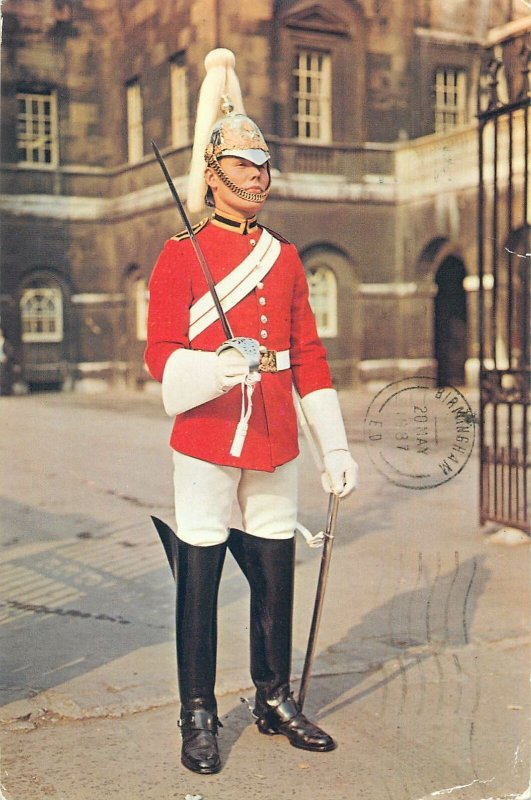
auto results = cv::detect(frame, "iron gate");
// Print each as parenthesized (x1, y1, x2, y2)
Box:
(478, 29, 530, 534)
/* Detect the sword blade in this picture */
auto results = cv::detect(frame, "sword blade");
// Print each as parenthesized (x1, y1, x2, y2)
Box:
(151, 140, 233, 341)
(298, 492, 340, 709)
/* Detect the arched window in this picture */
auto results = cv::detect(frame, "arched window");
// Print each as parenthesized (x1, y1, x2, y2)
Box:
(20, 285, 63, 342)
(307, 265, 338, 337)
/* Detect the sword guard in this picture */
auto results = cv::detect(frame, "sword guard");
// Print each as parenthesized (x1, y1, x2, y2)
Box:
(216, 337, 261, 372)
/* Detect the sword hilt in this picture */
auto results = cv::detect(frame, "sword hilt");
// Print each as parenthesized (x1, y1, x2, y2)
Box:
(216, 337, 261, 372)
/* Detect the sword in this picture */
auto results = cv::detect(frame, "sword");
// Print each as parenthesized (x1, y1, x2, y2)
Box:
(151, 140, 233, 341)
(151, 140, 260, 371)
(298, 491, 340, 710)
(294, 393, 342, 710)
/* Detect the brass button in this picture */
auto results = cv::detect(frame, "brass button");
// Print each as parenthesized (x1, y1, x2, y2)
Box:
(250, 238, 257, 247)
(257, 281, 264, 289)
(259, 297, 266, 306)
(259, 345, 268, 354)
(260, 330, 268, 339)
(261, 315, 268, 324)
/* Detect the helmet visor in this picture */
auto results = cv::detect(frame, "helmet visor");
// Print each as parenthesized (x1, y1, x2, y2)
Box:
(220, 148, 270, 166)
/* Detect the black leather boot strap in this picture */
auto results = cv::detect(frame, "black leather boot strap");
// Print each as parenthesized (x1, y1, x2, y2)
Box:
(266, 695, 299, 723)
(180, 709, 221, 733)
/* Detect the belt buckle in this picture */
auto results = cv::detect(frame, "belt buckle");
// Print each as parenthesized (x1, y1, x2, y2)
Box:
(259, 349, 277, 373)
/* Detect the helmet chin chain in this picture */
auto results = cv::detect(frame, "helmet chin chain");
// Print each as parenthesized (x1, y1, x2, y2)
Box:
(205, 144, 271, 204)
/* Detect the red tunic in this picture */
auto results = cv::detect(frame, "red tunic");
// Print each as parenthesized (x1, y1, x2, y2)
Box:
(145, 216, 332, 472)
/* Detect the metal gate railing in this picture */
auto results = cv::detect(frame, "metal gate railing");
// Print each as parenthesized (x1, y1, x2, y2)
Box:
(477, 28, 530, 534)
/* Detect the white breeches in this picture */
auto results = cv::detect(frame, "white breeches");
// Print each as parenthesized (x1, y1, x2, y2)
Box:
(172, 450, 298, 546)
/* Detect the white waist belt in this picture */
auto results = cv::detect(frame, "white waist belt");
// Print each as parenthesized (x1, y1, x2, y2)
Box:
(259, 349, 290, 372)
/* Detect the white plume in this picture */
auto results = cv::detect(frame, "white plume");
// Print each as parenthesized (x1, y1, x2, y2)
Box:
(187, 49, 246, 214)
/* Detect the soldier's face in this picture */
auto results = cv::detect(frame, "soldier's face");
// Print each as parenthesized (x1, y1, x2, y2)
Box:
(205, 156, 270, 217)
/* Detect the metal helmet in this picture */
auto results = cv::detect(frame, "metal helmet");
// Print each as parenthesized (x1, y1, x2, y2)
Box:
(207, 106, 270, 165)
(204, 99, 271, 206)
(187, 49, 272, 213)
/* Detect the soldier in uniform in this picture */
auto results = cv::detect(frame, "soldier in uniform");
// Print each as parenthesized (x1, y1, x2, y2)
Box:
(145, 49, 358, 775)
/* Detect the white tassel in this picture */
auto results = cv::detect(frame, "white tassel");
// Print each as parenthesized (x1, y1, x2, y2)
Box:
(230, 420, 248, 458)
(230, 380, 254, 458)
(187, 48, 247, 214)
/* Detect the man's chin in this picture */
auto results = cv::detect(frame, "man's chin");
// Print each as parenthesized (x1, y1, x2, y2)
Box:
(238, 195, 267, 211)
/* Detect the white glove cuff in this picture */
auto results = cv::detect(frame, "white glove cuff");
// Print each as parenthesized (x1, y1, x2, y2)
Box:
(299, 388, 349, 455)
(162, 349, 222, 417)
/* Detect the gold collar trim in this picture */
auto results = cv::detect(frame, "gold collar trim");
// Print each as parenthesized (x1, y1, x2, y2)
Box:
(211, 211, 258, 235)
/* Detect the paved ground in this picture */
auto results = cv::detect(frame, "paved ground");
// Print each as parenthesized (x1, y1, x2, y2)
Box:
(0, 385, 529, 800)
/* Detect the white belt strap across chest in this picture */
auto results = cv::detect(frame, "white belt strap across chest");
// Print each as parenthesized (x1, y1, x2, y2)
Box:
(188, 229, 280, 342)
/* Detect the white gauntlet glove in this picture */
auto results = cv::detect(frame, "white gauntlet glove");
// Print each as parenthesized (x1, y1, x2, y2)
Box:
(216, 347, 261, 392)
(162, 345, 261, 417)
(300, 388, 359, 499)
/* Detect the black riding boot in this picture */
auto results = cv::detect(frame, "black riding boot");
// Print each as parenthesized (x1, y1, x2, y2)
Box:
(228, 530, 336, 752)
(176, 537, 227, 774)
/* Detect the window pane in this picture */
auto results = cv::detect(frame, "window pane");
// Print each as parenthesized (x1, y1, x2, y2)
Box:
(135, 278, 148, 341)
(434, 68, 467, 133)
(20, 286, 63, 342)
(127, 80, 144, 162)
(170, 60, 189, 148)
(16, 91, 58, 166)
(293, 49, 332, 142)
(306, 266, 338, 337)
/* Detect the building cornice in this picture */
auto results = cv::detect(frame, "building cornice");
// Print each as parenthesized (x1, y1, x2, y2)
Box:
(0, 168, 487, 219)
(413, 26, 483, 47)
(414, 17, 531, 48)
(0, 142, 192, 178)
(0, 176, 188, 221)
(487, 16, 531, 46)
(1, 112, 525, 218)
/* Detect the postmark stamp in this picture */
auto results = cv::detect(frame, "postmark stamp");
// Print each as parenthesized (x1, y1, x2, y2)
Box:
(363, 377, 476, 489)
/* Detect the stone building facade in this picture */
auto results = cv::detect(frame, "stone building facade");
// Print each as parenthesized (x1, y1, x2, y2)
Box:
(0, 0, 528, 391)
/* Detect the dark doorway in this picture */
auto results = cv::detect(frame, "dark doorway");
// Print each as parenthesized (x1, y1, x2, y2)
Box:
(434, 256, 467, 387)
